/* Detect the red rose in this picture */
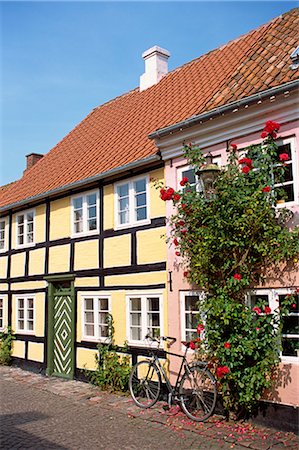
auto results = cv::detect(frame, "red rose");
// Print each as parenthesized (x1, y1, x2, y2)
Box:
(175, 251, 180, 256)
(178, 220, 185, 226)
(181, 229, 187, 234)
(233, 273, 242, 280)
(261, 131, 268, 139)
(262, 186, 271, 193)
(264, 306, 271, 315)
(231, 143, 238, 150)
(292, 303, 297, 309)
(216, 366, 230, 378)
(173, 238, 179, 246)
(180, 177, 189, 186)
(197, 323, 205, 333)
(265, 120, 280, 132)
(252, 306, 261, 315)
(189, 341, 196, 350)
(238, 157, 252, 167)
(296, 287, 299, 293)
(224, 342, 231, 349)
(173, 193, 181, 201)
(183, 271, 188, 277)
(279, 153, 289, 162)
(256, 327, 260, 332)
(242, 166, 251, 174)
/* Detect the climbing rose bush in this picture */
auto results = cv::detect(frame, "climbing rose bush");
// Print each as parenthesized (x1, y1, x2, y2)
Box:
(160, 121, 299, 416)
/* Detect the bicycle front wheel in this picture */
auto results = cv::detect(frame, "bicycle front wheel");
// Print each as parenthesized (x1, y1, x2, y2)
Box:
(129, 360, 162, 408)
(179, 366, 217, 421)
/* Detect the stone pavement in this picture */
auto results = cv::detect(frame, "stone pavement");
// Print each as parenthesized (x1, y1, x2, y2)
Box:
(0, 366, 298, 450)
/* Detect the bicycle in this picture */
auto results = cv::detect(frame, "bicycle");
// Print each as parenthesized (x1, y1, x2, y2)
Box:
(128, 334, 217, 422)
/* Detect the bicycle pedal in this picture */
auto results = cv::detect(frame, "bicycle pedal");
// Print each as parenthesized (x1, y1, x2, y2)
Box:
(162, 404, 170, 411)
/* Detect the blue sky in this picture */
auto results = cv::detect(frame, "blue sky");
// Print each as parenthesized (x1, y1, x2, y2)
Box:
(1, 1, 297, 185)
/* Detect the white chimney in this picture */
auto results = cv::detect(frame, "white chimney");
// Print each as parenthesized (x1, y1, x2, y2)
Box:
(140, 46, 170, 91)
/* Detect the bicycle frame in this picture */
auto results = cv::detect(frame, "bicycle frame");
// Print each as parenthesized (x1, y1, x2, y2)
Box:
(149, 345, 198, 405)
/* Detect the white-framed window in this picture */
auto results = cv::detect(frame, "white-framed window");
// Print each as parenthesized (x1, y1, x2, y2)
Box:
(180, 291, 206, 341)
(16, 210, 35, 247)
(126, 294, 163, 345)
(72, 190, 99, 236)
(16, 295, 34, 333)
(274, 137, 297, 205)
(248, 288, 299, 361)
(115, 176, 150, 229)
(0, 218, 7, 252)
(81, 294, 111, 341)
(0, 297, 5, 330)
(177, 156, 222, 191)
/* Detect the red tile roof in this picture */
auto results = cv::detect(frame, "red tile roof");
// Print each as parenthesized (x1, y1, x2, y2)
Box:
(1, 8, 298, 210)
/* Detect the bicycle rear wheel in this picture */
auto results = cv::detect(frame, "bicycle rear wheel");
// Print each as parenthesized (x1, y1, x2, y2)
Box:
(179, 366, 217, 421)
(129, 360, 162, 408)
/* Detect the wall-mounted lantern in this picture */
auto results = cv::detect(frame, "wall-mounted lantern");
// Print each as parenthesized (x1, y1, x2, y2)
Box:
(196, 153, 220, 198)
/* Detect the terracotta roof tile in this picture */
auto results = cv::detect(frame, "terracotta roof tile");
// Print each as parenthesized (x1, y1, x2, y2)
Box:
(1, 8, 298, 209)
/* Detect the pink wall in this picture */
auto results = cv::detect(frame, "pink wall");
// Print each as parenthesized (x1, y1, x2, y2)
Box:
(164, 119, 299, 407)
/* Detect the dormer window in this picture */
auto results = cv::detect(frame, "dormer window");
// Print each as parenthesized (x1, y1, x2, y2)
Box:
(290, 45, 299, 70)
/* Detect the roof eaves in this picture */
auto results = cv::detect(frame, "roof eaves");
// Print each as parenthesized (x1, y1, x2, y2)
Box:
(148, 80, 299, 140)
(0, 154, 161, 213)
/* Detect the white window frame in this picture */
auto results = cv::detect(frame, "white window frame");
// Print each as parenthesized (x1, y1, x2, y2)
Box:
(0, 218, 8, 252)
(274, 137, 297, 207)
(15, 295, 35, 334)
(0, 296, 6, 331)
(114, 175, 150, 230)
(247, 288, 298, 363)
(180, 291, 206, 342)
(126, 293, 163, 346)
(177, 156, 222, 191)
(71, 190, 99, 237)
(16, 209, 35, 248)
(81, 293, 111, 342)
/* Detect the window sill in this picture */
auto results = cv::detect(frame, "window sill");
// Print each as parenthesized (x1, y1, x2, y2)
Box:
(115, 219, 151, 231)
(16, 242, 36, 250)
(71, 229, 99, 239)
(15, 331, 35, 335)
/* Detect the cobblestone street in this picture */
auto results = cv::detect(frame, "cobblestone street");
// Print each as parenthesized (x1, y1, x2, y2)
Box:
(0, 366, 298, 450)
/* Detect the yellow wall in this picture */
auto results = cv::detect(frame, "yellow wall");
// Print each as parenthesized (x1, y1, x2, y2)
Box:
(28, 342, 44, 362)
(12, 340, 25, 358)
(74, 277, 99, 288)
(48, 244, 70, 273)
(111, 291, 127, 345)
(103, 185, 114, 230)
(149, 168, 165, 219)
(50, 197, 71, 240)
(10, 252, 26, 278)
(35, 204, 46, 243)
(74, 240, 98, 271)
(0, 283, 8, 291)
(11, 281, 47, 291)
(76, 348, 98, 370)
(104, 234, 131, 268)
(105, 271, 166, 287)
(0, 257, 7, 279)
(137, 227, 166, 264)
(28, 248, 46, 276)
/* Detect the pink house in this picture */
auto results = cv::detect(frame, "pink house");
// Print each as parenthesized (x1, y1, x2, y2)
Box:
(149, 9, 299, 428)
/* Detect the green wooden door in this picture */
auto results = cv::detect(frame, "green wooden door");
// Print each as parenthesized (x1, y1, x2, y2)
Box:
(47, 279, 75, 379)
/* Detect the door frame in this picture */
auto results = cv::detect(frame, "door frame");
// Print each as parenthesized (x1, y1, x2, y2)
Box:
(45, 274, 75, 379)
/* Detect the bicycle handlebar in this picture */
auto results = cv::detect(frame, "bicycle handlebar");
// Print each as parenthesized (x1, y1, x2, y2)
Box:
(145, 334, 177, 345)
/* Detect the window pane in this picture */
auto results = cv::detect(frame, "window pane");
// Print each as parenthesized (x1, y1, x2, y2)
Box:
(186, 330, 197, 341)
(18, 320, 24, 330)
(147, 297, 159, 311)
(88, 218, 97, 231)
(73, 198, 83, 209)
(130, 298, 141, 311)
(75, 222, 83, 233)
(28, 321, 34, 331)
(134, 179, 146, 193)
(131, 327, 141, 341)
(17, 215, 24, 225)
(275, 184, 294, 203)
(99, 312, 108, 325)
(135, 193, 146, 207)
(119, 211, 129, 225)
(88, 206, 96, 219)
(27, 298, 34, 309)
(18, 299, 24, 309)
(99, 298, 108, 311)
(117, 184, 129, 198)
(282, 337, 299, 357)
(136, 207, 146, 221)
(18, 310, 24, 319)
(282, 316, 299, 335)
(85, 298, 94, 310)
(148, 313, 160, 327)
(85, 312, 94, 323)
(85, 324, 94, 336)
(28, 310, 34, 320)
(131, 313, 141, 326)
(185, 295, 199, 311)
(87, 193, 97, 206)
(182, 168, 196, 185)
(99, 324, 108, 337)
(75, 210, 83, 221)
(119, 197, 129, 211)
